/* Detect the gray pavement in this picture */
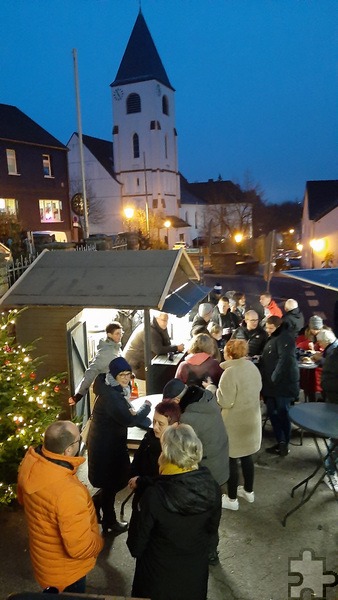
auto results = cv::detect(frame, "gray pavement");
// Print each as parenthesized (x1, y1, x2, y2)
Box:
(1, 416, 337, 600)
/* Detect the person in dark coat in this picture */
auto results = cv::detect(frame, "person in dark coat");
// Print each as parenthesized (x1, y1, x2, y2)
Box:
(321, 346, 338, 404)
(190, 302, 214, 336)
(87, 357, 151, 533)
(127, 401, 181, 550)
(211, 295, 241, 343)
(259, 316, 299, 457)
(124, 312, 184, 394)
(231, 310, 268, 357)
(127, 424, 222, 600)
(282, 299, 304, 338)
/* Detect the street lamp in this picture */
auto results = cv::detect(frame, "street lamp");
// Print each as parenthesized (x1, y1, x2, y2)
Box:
(124, 206, 134, 231)
(234, 232, 243, 244)
(164, 220, 171, 248)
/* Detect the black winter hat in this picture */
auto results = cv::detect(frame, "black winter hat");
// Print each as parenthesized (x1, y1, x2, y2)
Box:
(109, 357, 132, 378)
(163, 378, 187, 400)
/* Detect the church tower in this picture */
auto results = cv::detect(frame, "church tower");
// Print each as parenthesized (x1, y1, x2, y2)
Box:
(111, 10, 180, 228)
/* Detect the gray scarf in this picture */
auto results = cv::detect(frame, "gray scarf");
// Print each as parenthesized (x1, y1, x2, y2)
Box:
(105, 372, 131, 401)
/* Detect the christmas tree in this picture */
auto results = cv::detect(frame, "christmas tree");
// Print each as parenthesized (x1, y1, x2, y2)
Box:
(0, 309, 67, 504)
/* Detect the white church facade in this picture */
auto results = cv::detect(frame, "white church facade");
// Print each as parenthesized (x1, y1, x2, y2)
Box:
(67, 10, 252, 247)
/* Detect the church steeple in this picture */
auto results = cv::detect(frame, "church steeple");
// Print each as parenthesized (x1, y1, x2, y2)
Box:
(111, 11, 174, 90)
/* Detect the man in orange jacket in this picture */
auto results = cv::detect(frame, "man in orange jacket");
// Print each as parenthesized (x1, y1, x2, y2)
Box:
(17, 420, 103, 593)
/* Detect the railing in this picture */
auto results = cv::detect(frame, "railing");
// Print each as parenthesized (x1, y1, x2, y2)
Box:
(2, 242, 128, 292)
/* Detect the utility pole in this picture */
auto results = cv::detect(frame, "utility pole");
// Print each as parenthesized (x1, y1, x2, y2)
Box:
(72, 48, 89, 239)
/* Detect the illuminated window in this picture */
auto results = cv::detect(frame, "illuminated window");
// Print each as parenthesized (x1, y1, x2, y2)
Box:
(39, 199, 62, 222)
(0, 198, 17, 215)
(127, 93, 141, 114)
(42, 154, 52, 177)
(6, 149, 18, 175)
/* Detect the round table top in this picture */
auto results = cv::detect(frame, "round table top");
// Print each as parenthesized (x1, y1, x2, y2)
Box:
(289, 402, 338, 439)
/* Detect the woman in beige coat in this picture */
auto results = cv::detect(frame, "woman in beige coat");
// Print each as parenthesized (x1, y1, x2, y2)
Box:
(216, 339, 262, 511)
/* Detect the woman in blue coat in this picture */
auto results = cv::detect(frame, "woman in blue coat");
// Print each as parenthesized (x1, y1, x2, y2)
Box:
(87, 357, 151, 533)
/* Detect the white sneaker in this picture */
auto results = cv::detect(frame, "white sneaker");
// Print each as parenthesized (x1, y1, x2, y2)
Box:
(237, 485, 255, 503)
(222, 494, 239, 510)
(323, 474, 338, 493)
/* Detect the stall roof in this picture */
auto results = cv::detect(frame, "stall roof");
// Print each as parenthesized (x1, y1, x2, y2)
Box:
(0, 249, 205, 313)
(282, 268, 338, 292)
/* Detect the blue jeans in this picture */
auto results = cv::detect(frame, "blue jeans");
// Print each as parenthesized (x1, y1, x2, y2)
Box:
(265, 396, 293, 445)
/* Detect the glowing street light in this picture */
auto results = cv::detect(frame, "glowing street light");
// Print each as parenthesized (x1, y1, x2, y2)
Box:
(124, 206, 134, 231)
(234, 232, 243, 244)
(310, 238, 325, 253)
(164, 220, 171, 229)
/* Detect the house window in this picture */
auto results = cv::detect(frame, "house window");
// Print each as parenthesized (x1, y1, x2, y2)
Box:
(153, 198, 158, 209)
(42, 154, 52, 177)
(161, 199, 166, 208)
(133, 134, 140, 159)
(39, 199, 62, 222)
(6, 149, 18, 175)
(127, 93, 141, 114)
(162, 95, 169, 115)
(113, 125, 119, 134)
(150, 120, 161, 130)
(0, 198, 17, 215)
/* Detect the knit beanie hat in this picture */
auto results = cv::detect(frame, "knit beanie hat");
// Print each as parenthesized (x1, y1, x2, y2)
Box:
(213, 283, 222, 293)
(309, 315, 323, 330)
(109, 357, 132, 378)
(162, 379, 187, 400)
(198, 303, 213, 318)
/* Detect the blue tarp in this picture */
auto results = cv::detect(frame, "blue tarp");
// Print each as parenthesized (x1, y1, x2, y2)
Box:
(281, 268, 338, 291)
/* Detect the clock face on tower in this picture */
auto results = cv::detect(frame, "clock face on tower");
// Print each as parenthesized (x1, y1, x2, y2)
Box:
(113, 87, 124, 101)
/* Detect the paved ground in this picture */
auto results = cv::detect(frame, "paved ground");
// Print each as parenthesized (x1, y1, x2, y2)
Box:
(1, 417, 337, 600)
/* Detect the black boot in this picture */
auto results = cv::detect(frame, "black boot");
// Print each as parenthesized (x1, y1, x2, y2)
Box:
(92, 490, 102, 524)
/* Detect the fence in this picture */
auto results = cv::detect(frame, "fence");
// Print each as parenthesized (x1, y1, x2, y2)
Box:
(3, 242, 128, 292)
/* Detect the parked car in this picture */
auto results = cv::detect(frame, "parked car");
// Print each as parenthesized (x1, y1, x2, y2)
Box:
(172, 241, 188, 249)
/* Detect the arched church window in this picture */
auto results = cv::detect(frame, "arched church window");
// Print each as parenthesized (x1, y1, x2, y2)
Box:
(127, 93, 141, 114)
(164, 135, 168, 159)
(162, 95, 169, 115)
(133, 133, 140, 159)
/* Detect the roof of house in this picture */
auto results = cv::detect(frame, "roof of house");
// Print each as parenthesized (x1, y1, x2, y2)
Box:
(183, 179, 245, 205)
(0, 249, 199, 311)
(180, 175, 207, 205)
(165, 215, 190, 228)
(0, 103, 66, 149)
(111, 11, 174, 90)
(80, 133, 115, 178)
(306, 180, 338, 221)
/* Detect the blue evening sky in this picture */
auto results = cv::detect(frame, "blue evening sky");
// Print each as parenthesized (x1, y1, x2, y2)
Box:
(2, 0, 337, 203)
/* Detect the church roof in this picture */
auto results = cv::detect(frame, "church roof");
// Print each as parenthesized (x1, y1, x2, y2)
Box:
(80, 133, 115, 178)
(0, 103, 66, 149)
(180, 175, 207, 205)
(183, 179, 245, 205)
(111, 11, 174, 90)
(306, 180, 338, 221)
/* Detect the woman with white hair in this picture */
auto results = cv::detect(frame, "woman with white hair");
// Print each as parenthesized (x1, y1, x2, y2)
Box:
(128, 424, 221, 600)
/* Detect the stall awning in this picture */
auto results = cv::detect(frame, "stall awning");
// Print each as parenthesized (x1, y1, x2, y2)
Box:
(162, 280, 211, 317)
(281, 268, 338, 291)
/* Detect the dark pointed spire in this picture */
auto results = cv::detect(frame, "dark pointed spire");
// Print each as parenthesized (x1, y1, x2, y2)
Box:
(111, 12, 174, 90)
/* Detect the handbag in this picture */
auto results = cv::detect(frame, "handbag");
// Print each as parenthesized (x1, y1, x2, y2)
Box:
(81, 395, 97, 445)
(81, 415, 92, 445)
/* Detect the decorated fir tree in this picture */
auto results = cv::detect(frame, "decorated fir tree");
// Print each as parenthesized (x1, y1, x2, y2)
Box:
(0, 309, 67, 504)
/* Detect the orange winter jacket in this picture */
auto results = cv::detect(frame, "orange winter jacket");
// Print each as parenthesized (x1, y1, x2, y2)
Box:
(17, 445, 103, 591)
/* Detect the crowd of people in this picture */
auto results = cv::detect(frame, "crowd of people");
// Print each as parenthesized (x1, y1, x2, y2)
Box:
(17, 290, 338, 599)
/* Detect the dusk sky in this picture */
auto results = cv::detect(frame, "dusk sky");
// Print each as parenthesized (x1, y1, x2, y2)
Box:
(2, 0, 337, 204)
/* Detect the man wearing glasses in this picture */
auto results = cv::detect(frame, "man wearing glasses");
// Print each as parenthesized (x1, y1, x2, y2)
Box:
(17, 420, 103, 593)
(231, 310, 268, 358)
